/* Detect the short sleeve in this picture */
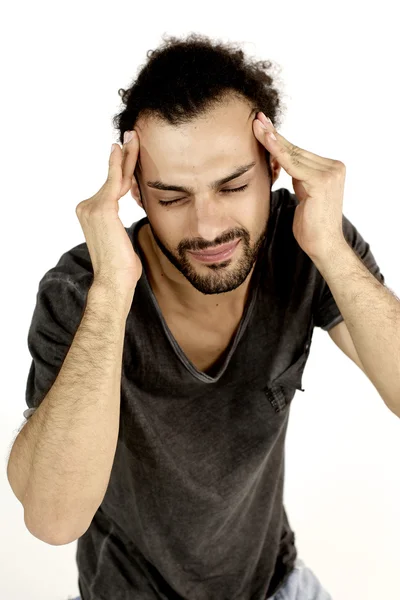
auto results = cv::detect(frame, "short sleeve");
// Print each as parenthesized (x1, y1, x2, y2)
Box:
(23, 275, 87, 420)
(313, 214, 385, 331)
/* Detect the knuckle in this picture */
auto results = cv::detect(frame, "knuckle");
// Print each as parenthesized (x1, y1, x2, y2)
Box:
(334, 160, 346, 172)
(322, 162, 345, 182)
(75, 201, 86, 215)
(321, 170, 333, 182)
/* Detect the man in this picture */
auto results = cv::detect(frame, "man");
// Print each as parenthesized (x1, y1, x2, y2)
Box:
(9, 55, 399, 600)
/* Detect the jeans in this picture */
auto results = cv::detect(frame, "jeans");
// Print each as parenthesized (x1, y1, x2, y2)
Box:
(69, 558, 333, 600)
(268, 557, 333, 599)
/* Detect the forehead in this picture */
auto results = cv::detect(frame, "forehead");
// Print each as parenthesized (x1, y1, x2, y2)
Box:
(135, 98, 257, 175)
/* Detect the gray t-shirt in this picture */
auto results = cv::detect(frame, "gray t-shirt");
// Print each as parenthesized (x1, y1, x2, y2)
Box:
(23, 187, 384, 599)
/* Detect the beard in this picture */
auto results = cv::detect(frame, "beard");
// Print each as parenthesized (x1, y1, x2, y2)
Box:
(145, 217, 269, 296)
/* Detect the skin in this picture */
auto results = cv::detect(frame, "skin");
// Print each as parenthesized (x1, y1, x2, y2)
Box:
(128, 95, 282, 318)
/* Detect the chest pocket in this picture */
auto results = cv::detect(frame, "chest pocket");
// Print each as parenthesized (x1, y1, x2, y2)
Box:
(263, 347, 308, 413)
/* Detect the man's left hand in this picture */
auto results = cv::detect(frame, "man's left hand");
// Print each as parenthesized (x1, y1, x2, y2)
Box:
(253, 111, 346, 262)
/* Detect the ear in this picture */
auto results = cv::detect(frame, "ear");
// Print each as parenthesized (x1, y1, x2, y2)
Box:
(270, 155, 281, 186)
(131, 178, 144, 209)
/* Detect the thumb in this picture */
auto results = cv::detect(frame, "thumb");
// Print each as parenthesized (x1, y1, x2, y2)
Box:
(106, 143, 123, 190)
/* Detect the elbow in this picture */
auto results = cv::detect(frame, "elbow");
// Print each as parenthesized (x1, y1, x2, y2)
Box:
(24, 509, 83, 546)
(388, 403, 400, 419)
(382, 394, 400, 418)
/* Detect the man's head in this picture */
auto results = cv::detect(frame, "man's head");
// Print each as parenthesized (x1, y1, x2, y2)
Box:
(130, 95, 281, 296)
(113, 33, 285, 296)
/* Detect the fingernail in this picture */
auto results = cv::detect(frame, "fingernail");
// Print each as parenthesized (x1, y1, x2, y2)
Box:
(124, 131, 134, 144)
(259, 112, 273, 127)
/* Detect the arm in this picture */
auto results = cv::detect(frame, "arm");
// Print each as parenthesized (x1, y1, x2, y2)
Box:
(314, 240, 400, 418)
(7, 282, 133, 545)
(250, 113, 399, 415)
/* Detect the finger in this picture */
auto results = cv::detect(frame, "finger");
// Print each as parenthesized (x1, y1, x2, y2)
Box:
(259, 129, 326, 181)
(121, 130, 140, 195)
(107, 143, 124, 193)
(254, 119, 336, 167)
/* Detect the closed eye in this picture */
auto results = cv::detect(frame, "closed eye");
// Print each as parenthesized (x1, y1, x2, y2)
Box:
(158, 184, 249, 206)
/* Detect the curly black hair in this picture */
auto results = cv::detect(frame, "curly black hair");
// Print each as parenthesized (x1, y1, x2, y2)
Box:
(112, 32, 287, 186)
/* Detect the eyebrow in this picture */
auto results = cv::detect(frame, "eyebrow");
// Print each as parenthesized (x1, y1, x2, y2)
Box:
(145, 161, 257, 195)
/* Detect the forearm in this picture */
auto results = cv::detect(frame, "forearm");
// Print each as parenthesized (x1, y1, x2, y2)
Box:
(7, 282, 132, 545)
(314, 239, 400, 416)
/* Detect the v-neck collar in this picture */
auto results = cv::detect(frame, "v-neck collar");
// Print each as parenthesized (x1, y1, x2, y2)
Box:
(132, 219, 266, 383)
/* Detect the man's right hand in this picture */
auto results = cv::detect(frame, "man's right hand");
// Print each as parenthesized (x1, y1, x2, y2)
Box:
(75, 130, 143, 296)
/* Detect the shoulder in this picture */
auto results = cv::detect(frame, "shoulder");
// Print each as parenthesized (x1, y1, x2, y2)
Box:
(37, 216, 148, 297)
(38, 240, 94, 298)
(268, 187, 299, 245)
(262, 187, 319, 301)
(267, 187, 306, 263)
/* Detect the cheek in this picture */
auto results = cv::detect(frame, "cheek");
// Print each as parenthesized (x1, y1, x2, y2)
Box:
(236, 193, 264, 220)
(148, 214, 181, 247)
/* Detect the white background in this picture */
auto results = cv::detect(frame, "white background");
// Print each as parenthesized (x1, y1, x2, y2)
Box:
(1, 1, 399, 599)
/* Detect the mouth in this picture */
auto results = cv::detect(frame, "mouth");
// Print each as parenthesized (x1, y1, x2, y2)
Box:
(188, 239, 240, 263)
